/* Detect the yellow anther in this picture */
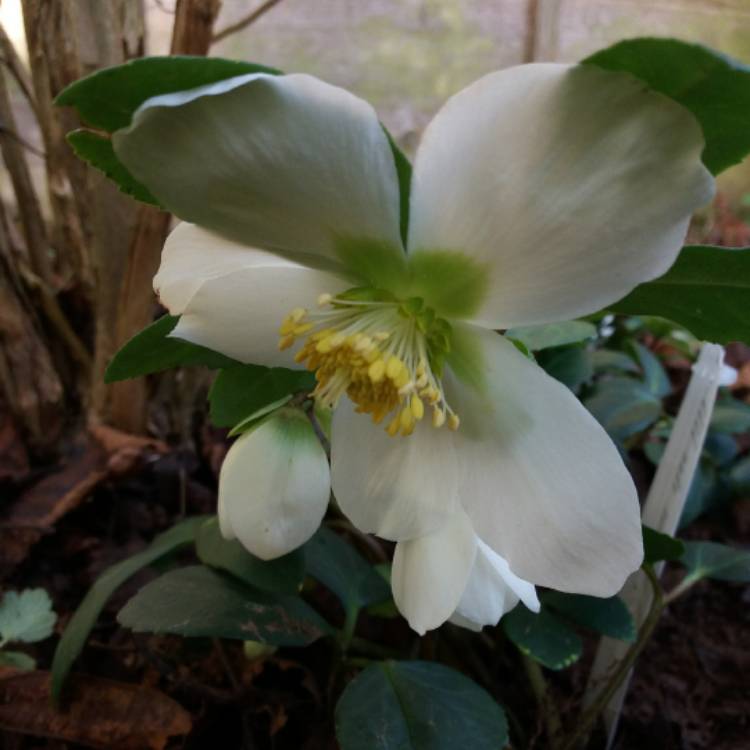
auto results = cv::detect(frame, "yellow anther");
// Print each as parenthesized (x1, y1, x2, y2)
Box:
(410, 395, 424, 420)
(355, 336, 373, 352)
(279, 334, 296, 351)
(372, 406, 388, 424)
(398, 382, 414, 397)
(400, 407, 414, 431)
(386, 413, 401, 436)
(421, 387, 440, 404)
(278, 301, 458, 439)
(385, 355, 403, 379)
(395, 369, 410, 389)
(368, 358, 386, 383)
(290, 307, 306, 322)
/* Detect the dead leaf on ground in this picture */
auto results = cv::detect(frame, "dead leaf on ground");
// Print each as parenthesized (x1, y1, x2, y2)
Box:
(0, 411, 29, 483)
(0, 427, 167, 577)
(89, 423, 167, 456)
(0, 668, 191, 750)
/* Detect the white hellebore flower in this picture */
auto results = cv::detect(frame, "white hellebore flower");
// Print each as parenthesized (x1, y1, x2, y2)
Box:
(113, 63, 714, 634)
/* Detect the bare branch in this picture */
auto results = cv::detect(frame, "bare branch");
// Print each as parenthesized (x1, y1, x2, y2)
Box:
(171, 0, 223, 55)
(0, 123, 44, 158)
(0, 22, 36, 115)
(212, 0, 284, 44)
(0, 63, 51, 281)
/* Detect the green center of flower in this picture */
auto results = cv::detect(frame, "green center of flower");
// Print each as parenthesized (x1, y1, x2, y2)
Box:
(278, 289, 459, 437)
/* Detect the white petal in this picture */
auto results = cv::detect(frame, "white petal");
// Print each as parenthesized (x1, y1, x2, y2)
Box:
(217, 486, 235, 540)
(114, 73, 403, 269)
(449, 325, 643, 596)
(330, 398, 460, 541)
(408, 63, 714, 327)
(451, 539, 539, 631)
(171, 258, 349, 366)
(392, 511, 477, 635)
(155, 222, 296, 314)
(218, 409, 330, 560)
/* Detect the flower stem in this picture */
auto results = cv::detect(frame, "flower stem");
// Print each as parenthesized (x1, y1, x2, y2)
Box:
(348, 637, 402, 659)
(522, 654, 563, 749)
(559, 565, 664, 750)
(340, 604, 360, 654)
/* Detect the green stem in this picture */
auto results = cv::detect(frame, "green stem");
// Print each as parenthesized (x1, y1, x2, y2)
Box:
(522, 654, 563, 749)
(662, 574, 698, 605)
(340, 604, 360, 654)
(348, 636, 403, 659)
(560, 566, 664, 750)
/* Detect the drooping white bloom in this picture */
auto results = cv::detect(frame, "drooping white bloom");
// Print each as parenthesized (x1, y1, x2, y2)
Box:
(218, 408, 330, 560)
(113, 63, 714, 634)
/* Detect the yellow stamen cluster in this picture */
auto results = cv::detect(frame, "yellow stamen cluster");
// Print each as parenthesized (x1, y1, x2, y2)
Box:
(278, 295, 459, 437)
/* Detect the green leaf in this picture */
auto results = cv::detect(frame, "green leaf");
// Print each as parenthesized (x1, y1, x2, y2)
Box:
(537, 345, 593, 392)
(585, 38, 750, 174)
(66, 130, 160, 206)
(591, 349, 640, 374)
(208, 364, 314, 428)
(105, 315, 238, 382)
(0, 589, 56, 645)
(729, 455, 750, 495)
(505, 321, 596, 351)
(0, 651, 36, 671)
(630, 342, 671, 398)
(501, 605, 582, 670)
(585, 377, 662, 443)
(703, 431, 739, 467)
(680, 541, 750, 583)
(50, 516, 206, 699)
(679, 459, 722, 529)
(610, 246, 750, 345)
(541, 592, 636, 642)
(642, 525, 685, 564)
(56, 56, 280, 132)
(117, 565, 331, 645)
(196, 518, 305, 594)
(709, 396, 750, 434)
(384, 129, 412, 247)
(335, 660, 508, 750)
(304, 526, 391, 614)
